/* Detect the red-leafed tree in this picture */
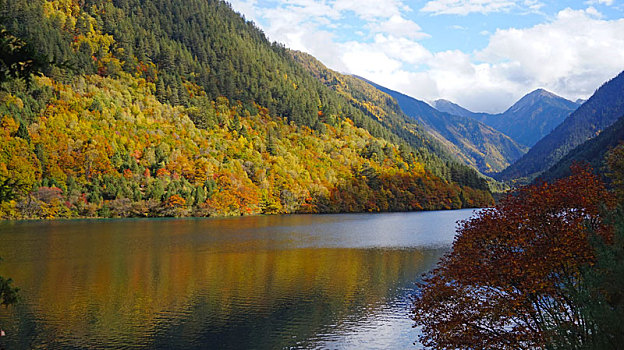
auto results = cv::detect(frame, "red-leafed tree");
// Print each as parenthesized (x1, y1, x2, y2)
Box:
(413, 164, 614, 349)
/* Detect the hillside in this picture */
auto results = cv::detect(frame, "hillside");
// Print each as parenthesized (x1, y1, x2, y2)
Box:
(289, 51, 493, 186)
(0, 0, 493, 219)
(498, 71, 624, 182)
(539, 116, 624, 181)
(360, 80, 527, 175)
(434, 90, 579, 147)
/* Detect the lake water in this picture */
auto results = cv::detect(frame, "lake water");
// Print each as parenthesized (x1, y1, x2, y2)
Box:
(0, 209, 477, 349)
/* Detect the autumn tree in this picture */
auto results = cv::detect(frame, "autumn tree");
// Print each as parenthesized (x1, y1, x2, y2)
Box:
(412, 164, 614, 349)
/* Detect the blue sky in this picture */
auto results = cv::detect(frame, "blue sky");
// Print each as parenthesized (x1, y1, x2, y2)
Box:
(229, 0, 624, 113)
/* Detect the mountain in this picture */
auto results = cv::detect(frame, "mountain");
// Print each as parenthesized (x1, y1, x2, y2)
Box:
(432, 99, 494, 122)
(432, 99, 484, 119)
(359, 79, 527, 175)
(290, 51, 498, 185)
(498, 71, 624, 182)
(0, 0, 493, 219)
(434, 90, 579, 147)
(288, 51, 454, 173)
(539, 116, 624, 181)
(491, 89, 580, 146)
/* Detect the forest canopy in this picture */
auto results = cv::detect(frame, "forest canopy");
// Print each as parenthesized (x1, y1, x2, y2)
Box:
(0, 0, 493, 219)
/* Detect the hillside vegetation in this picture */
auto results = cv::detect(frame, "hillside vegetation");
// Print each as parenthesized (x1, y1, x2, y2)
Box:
(540, 116, 624, 181)
(0, 0, 493, 219)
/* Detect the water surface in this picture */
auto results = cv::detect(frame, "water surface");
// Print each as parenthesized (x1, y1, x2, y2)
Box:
(0, 210, 477, 349)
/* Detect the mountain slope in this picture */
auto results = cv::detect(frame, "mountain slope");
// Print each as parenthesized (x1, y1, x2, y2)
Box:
(433, 99, 488, 119)
(290, 51, 490, 188)
(0, 0, 493, 219)
(3, 0, 484, 178)
(361, 79, 527, 174)
(434, 90, 579, 147)
(491, 89, 579, 146)
(498, 71, 624, 181)
(539, 116, 624, 181)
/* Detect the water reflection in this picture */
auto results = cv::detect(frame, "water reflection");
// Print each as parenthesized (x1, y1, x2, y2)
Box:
(0, 210, 476, 349)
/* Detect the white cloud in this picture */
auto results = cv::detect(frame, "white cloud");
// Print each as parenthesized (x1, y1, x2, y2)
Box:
(473, 7, 624, 108)
(229, 1, 624, 114)
(333, 0, 410, 20)
(421, 0, 522, 15)
(228, 0, 260, 22)
(523, 0, 545, 11)
(336, 6, 624, 112)
(587, 0, 614, 6)
(370, 15, 430, 39)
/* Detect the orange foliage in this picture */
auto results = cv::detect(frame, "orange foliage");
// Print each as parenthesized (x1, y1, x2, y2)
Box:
(165, 194, 186, 208)
(412, 164, 614, 349)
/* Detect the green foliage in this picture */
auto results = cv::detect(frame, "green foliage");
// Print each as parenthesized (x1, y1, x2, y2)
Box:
(0, 28, 47, 85)
(550, 208, 624, 350)
(545, 147, 624, 349)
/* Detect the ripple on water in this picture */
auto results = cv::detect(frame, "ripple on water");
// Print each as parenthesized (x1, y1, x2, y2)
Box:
(0, 211, 477, 349)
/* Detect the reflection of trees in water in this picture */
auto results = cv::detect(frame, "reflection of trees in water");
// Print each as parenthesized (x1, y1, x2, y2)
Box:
(0, 220, 444, 349)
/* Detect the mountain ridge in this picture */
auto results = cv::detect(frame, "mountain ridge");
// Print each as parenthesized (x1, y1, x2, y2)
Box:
(358, 77, 528, 175)
(433, 89, 579, 147)
(539, 116, 624, 181)
(498, 70, 624, 182)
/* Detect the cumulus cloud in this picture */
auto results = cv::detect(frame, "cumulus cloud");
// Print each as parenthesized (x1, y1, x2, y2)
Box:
(229, 1, 624, 113)
(473, 7, 624, 108)
(333, 0, 410, 20)
(370, 15, 430, 39)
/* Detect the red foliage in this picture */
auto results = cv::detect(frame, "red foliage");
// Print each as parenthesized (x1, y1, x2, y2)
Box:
(412, 164, 614, 349)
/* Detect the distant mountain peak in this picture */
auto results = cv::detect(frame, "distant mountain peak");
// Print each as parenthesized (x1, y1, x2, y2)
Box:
(364, 79, 528, 174)
(505, 88, 576, 115)
(498, 70, 624, 181)
(432, 99, 478, 118)
(431, 89, 579, 147)
(528, 88, 557, 98)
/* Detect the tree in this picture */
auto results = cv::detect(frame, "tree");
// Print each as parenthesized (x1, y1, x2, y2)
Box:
(412, 164, 614, 349)
(0, 28, 46, 85)
(0, 258, 18, 307)
(565, 208, 624, 350)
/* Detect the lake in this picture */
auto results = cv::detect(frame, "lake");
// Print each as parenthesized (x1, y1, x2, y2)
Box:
(0, 209, 477, 349)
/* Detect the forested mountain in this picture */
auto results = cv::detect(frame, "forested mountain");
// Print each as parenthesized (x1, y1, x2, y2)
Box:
(434, 90, 579, 147)
(0, 0, 493, 219)
(290, 51, 491, 183)
(498, 71, 624, 182)
(360, 79, 527, 175)
(539, 116, 624, 181)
